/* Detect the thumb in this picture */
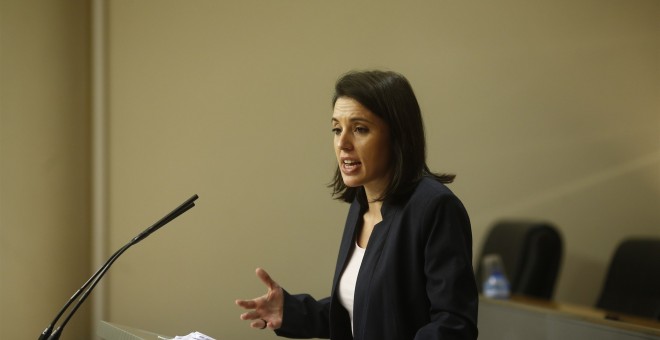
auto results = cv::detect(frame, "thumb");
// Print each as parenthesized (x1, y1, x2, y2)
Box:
(256, 267, 277, 291)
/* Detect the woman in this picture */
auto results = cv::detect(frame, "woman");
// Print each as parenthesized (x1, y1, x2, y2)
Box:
(236, 70, 478, 340)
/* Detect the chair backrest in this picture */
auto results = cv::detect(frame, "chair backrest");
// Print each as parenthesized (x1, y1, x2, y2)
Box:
(476, 220, 563, 300)
(596, 237, 660, 320)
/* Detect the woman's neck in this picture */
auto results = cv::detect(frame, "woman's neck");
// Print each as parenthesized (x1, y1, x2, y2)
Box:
(358, 199, 383, 248)
(365, 200, 383, 222)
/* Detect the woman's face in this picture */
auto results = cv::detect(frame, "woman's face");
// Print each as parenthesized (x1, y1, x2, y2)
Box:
(332, 96, 392, 199)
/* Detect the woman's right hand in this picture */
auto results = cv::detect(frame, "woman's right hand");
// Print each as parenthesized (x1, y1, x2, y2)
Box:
(235, 268, 284, 330)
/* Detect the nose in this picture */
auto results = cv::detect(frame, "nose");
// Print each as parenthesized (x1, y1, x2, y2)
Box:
(336, 131, 353, 151)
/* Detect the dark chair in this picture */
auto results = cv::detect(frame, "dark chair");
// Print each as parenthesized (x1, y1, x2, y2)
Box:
(476, 220, 563, 300)
(596, 237, 660, 320)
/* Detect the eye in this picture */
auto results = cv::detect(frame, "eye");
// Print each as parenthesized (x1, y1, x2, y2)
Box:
(332, 127, 342, 135)
(354, 126, 369, 134)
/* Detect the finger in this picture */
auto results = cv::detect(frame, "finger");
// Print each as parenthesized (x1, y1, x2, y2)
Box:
(235, 299, 257, 309)
(250, 319, 267, 329)
(240, 310, 262, 321)
(256, 268, 276, 290)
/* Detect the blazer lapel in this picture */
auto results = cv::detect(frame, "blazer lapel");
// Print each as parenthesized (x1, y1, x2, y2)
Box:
(332, 199, 362, 294)
(352, 201, 397, 339)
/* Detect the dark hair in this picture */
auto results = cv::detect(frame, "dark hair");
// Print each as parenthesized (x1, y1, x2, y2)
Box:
(329, 70, 455, 203)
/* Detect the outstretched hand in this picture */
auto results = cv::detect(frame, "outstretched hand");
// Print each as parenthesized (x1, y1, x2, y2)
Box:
(235, 268, 284, 330)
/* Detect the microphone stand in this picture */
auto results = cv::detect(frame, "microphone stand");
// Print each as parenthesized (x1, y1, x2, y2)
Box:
(39, 194, 199, 340)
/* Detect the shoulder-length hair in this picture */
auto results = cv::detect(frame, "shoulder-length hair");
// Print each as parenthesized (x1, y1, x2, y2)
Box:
(329, 70, 455, 203)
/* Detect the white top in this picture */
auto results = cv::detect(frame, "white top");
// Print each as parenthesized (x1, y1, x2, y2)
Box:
(337, 241, 366, 335)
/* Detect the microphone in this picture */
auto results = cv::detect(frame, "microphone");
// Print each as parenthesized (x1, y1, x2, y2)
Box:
(38, 194, 199, 340)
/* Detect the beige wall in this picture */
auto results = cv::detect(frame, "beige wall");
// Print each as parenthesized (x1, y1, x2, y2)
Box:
(0, 0, 91, 339)
(1, 0, 658, 339)
(105, 0, 659, 338)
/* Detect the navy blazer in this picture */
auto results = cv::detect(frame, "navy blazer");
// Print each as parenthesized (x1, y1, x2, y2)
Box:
(275, 177, 479, 340)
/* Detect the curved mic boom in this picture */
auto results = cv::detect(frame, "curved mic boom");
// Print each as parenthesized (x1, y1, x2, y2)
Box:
(38, 194, 199, 340)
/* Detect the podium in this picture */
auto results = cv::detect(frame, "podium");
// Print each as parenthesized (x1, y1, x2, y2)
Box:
(98, 321, 170, 340)
(479, 296, 660, 340)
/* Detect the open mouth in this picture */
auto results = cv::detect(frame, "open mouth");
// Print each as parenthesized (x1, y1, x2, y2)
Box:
(342, 159, 362, 171)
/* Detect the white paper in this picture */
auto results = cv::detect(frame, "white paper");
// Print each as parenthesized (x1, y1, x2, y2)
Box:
(161, 331, 216, 340)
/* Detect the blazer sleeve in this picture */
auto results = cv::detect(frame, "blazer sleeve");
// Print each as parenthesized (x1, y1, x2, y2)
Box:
(274, 290, 331, 339)
(414, 194, 479, 340)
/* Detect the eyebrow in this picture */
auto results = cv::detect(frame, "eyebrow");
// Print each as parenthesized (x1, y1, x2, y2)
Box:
(331, 117, 374, 124)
